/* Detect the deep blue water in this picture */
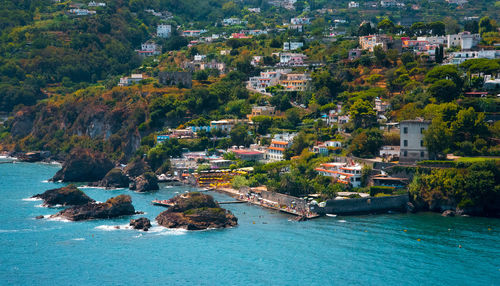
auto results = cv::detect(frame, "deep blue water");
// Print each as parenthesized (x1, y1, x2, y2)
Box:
(1, 161, 499, 285)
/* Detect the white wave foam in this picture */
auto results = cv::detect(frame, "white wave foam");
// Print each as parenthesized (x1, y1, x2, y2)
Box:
(46, 216, 71, 222)
(95, 224, 131, 231)
(22, 197, 42, 202)
(0, 229, 20, 233)
(35, 204, 44, 208)
(338, 220, 347, 223)
(72, 238, 85, 241)
(148, 226, 187, 236)
(41, 180, 49, 183)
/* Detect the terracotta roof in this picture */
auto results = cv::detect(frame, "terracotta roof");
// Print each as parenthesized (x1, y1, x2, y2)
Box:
(268, 146, 285, 152)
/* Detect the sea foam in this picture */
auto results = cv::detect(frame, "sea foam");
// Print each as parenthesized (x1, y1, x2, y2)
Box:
(22, 197, 42, 202)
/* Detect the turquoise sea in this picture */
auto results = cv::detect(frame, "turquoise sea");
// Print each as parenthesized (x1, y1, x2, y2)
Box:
(1, 161, 499, 285)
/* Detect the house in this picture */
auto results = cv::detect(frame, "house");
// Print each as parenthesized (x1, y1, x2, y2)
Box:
(484, 78, 500, 90)
(200, 60, 226, 74)
(157, 24, 171, 38)
(449, 50, 499, 65)
(88, 1, 106, 7)
(210, 119, 246, 132)
(68, 8, 96, 16)
(348, 1, 359, 8)
(251, 56, 263, 67)
(279, 73, 311, 91)
(158, 72, 192, 88)
(194, 54, 206, 61)
(248, 8, 261, 13)
(182, 30, 206, 37)
(447, 32, 481, 50)
(399, 119, 430, 163)
(247, 69, 291, 93)
(374, 97, 391, 113)
(446, 0, 468, 5)
(416, 36, 447, 45)
(279, 53, 307, 66)
(231, 33, 251, 39)
(359, 35, 393, 52)
(267, 133, 296, 162)
(247, 106, 278, 120)
(290, 17, 310, 25)
(223, 18, 244, 26)
(315, 162, 363, 188)
(312, 144, 329, 156)
(118, 74, 144, 87)
(283, 42, 304, 51)
(137, 42, 162, 57)
(380, 0, 404, 8)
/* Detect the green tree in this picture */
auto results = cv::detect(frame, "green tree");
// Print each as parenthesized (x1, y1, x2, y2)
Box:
(428, 79, 460, 102)
(349, 99, 377, 129)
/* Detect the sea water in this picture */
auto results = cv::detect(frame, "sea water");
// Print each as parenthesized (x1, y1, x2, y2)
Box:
(1, 162, 499, 285)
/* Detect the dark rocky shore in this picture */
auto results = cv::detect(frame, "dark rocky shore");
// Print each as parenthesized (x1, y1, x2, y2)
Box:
(52, 194, 136, 221)
(33, 185, 95, 207)
(156, 192, 238, 230)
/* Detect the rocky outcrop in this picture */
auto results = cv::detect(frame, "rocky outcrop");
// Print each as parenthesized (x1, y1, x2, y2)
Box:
(441, 210, 456, 217)
(129, 172, 159, 192)
(90, 168, 130, 188)
(51, 148, 114, 182)
(156, 192, 237, 230)
(124, 158, 152, 178)
(52, 195, 135, 221)
(130, 217, 151, 231)
(32, 185, 95, 207)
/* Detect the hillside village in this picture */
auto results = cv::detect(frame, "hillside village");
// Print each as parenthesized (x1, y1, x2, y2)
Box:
(1, 0, 499, 217)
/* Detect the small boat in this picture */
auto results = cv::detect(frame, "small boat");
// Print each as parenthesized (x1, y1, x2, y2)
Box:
(326, 214, 337, 217)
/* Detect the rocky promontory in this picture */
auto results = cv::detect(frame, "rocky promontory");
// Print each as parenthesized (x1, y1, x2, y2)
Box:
(52, 194, 136, 221)
(156, 192, 237, 230)
(32, 185, 95, 207)
(129, 172, 159, 192)
(51, 148, 114, 182)
(90, 168, 130, 188)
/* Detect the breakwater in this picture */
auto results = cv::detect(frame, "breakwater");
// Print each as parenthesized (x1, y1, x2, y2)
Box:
(313, 194, 409, 215)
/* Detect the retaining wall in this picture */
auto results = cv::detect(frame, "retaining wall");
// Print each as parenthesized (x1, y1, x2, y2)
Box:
(313, 194, 409, 215)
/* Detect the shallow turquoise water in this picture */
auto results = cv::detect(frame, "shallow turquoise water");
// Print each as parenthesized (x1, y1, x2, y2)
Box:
(1, 162, 499, 285)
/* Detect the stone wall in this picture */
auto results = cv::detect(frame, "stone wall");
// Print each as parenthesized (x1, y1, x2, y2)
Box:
(313, 194, 409, 215)
(241, 188, 309, 212)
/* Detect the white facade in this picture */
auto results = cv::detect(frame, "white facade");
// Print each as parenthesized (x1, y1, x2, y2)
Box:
(348, 1, 359, 8)
(449, 50, 499, 65)
(399, 119, 430, 163)
(290, 17, 310, 25)
(157, 24, 171, 38)
(283, 42, 304, 51)
(316, 163, 363, 188)
(447, 32, 481, 50)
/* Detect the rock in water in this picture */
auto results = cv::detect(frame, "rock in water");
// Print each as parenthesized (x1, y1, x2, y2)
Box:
(91, 168, 130, 188)
(51, 148, 114, 182)
(32, 185, 95, 207)
(123, 158, 152, 178)
(53, 195, 135, 221)
(129, 172, 159, 192)
(130, 217, 152, 231)
(442, 210, 456, 217)
(156, 192, 238, 230)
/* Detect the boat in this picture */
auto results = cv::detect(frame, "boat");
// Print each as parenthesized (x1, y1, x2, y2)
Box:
(326, 214, 337, 217)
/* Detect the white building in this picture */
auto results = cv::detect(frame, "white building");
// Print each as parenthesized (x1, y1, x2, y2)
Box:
(315, 162, 363, 188)
(283, 42, 304, 51)
(399, 119, 430, 163)
(194, 54, 206, 61)
(279, 53, 307, 66)
(247, 69, 291, 93)
(118, 74, 144, 86)
(223, 18, 244, 26)
(88, 1, 106, 7)
(449, 50, 499, 65)
(137, 42, 162, 57)
(157, 24, 171, 38)
(348, 1, 359, 8)
(290, 17, 310, 25)
(267, 133, 297, 162)
(447, 32, 481, 50)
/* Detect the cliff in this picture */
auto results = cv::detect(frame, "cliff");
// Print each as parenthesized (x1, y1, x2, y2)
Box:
(51, 148, 114, 182)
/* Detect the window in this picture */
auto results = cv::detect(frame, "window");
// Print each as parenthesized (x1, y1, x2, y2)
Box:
(404, 140, 408, 147)
(420, 140, 424, 147)
(404, 151, 408, 157)
(420, 151, 425, 157)
(403, 127, 408, 134)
